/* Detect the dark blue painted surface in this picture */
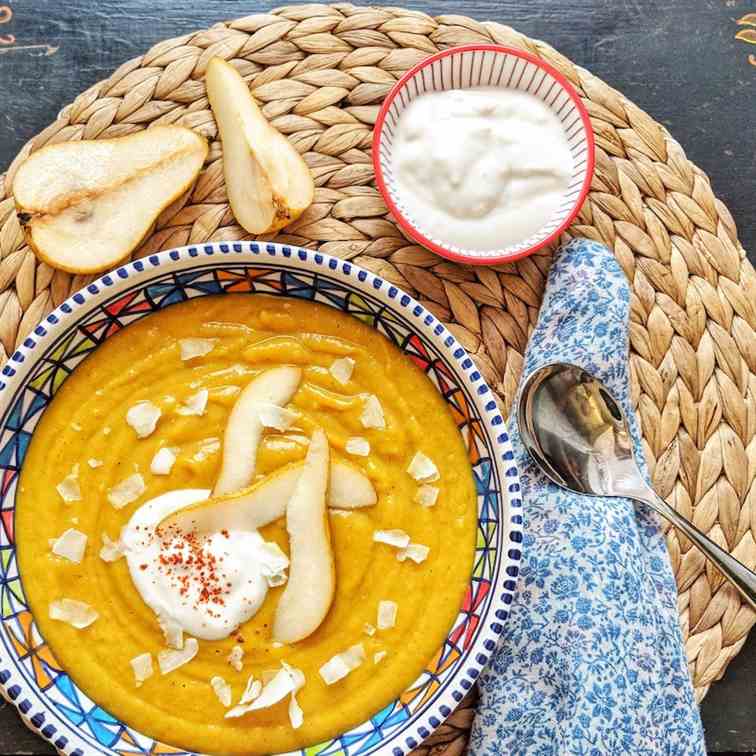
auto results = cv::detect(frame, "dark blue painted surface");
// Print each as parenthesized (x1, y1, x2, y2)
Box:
(0, 1, 754, 753)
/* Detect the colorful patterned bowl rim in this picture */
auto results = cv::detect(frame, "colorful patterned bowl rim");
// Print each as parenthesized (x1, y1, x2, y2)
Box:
(372, 44, 596, 265)
(0, 242, 522, 756)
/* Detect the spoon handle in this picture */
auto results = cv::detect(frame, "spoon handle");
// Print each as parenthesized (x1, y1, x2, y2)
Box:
(635, 485, 756, 611)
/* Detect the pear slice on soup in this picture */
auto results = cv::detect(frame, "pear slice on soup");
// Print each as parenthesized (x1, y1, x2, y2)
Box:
(160, 459, 376, 534)
(214, 366, 302, 496)
(12, 126, 208, 273)
(273, 429, 335, 644)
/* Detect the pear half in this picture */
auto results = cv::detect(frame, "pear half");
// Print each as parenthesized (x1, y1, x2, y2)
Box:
(160, 459, 377, 534)
(214, 366, 302, 496)
(206, 57, 314, 234)
(273, 428, 334, 644)
(12, 126, 208, 273)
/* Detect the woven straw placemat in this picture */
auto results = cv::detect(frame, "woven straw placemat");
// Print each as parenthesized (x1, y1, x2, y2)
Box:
(1, 4, 755, 753)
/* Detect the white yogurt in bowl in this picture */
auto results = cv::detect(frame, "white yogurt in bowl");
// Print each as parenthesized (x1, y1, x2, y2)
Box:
(372, 44, 595, 264)
(391, 87, 573, 251)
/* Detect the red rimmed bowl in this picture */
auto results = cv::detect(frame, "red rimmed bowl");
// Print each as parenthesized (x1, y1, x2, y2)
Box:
(373, 44, 595, 265)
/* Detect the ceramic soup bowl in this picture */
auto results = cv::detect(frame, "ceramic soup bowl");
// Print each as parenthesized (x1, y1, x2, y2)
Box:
(0, 242, 522, 755)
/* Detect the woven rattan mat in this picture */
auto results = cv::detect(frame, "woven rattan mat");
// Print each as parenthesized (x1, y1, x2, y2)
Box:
(1, 4, 755, 753)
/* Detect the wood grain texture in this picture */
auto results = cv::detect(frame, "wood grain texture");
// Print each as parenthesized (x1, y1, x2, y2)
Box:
(0, 1, 754, 754)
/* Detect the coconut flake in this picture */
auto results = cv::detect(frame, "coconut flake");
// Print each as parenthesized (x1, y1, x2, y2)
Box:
(319, 654, 351, 685)
(378, 600, 398, 630)
(49, 598, 98, 629)
(226, 666, 295, 719)
(211, 676, 232, 707)
(228, 645, 244, 672)
(407, 452, 439, 482)
(158, 615, 184, 650)
(345, 436, 370, 456)
(343, 643, 366, 668)
(224, 674, 263, 717)
(194, 437, 220, 461)
(415, 484, 439, 507)
(130, 653, 153, 687)
(289, 693, 304, 729)
(107, 473, 145, 509)
(256, 402, 297, 431)
(258, 541, 289, 588)
(374, 651, 387, 664)
(251, 671, 293, 706)
(360, 394, 386, 430)
(373, 529, 410, 548)
(51, 528, 87, 563)
(179, 338, 217, 361)
(178, 389, 209, 416)
(126, 401, 161, 438)
(283, 662, 306, 729)
(151, 447, 177, 475)
(225, 677, 263, 719)
(158, 637, 198, 674)
(265, 572, 289, 588)
(319, 644, 365, 685)
(329, 356, 355, 385)
(266, 572, 288, 588)
(239, 674, 262, 705)
(397, 543, 430, 564)
(88, 458, 103, 469)
(99, 532, 125, 562)
(56, 464, 81, 503)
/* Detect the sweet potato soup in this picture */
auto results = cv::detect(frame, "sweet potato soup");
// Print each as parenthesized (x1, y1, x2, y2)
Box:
(16, 294, 476, 754)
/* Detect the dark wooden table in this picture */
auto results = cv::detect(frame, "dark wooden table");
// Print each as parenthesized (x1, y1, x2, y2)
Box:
(1, 0, 755, 753)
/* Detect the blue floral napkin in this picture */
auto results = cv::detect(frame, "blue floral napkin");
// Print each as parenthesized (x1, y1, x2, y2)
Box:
(470, 239, 705, 756)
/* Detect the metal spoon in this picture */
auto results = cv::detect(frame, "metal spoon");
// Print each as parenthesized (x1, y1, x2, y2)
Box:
(517, 362, 756, 610)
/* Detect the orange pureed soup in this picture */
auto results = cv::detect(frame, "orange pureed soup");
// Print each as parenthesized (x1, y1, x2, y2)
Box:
(17, 294, 476, 754)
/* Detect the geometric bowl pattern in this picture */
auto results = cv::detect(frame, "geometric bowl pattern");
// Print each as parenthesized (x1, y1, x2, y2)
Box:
(0, 242, 522, 756)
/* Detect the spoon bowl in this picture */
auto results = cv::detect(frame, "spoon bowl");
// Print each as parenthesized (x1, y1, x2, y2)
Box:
(517, 362, 756, 610)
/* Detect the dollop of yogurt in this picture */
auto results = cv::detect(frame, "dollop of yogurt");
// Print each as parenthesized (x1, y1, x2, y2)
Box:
(392, 86, 574, 250)
(123, 489, 287, 641)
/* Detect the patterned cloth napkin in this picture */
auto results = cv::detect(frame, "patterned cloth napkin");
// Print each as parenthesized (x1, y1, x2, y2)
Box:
(470, 239, 705, 756)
